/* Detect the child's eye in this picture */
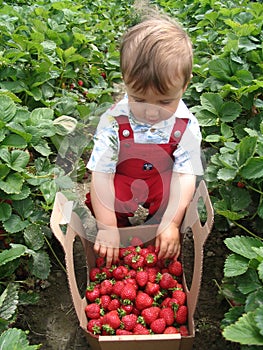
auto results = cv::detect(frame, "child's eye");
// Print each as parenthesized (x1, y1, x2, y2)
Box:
(160, 100, 172, 105)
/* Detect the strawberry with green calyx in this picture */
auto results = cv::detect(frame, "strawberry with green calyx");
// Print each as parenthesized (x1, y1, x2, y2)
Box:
(131, 254, 145, 270)
(100, 279, 113, 295)
(108, 298, 121, 311)
(144, 252, 158, 267)
(89, 267, 101, 282)
(120, 303, 133, 315)
(85, 284, 100, 302)
(99, 295, 111, 310)
(102, 325, 115, 335)
(136, 269, 149, 287)
(145, 281, 160, 296)
(85, 303, 101, 319)
(159, 307, 175, 326)
(111, 280, 125, 297)
(102, 310, 121, 330)
(120, 282, 137, 301)
(175, 305, 188, 325)
(150, 318, 166, 334)
(100, 266, 112, 279)
(133, 323, 150, 335)
(121, 313, 138, 331)
(112, 265, 129, 280)
(95, 256, 105, 268)
(145, 266, 159, 282)
(87, 319, 102, 335)
(157, 272, 177, 289)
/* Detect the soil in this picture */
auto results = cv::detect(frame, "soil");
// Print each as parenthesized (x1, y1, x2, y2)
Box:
(16, 180, 241, 350)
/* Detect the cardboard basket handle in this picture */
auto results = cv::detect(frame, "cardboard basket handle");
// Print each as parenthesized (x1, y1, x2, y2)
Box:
(180, 180, 214, 321)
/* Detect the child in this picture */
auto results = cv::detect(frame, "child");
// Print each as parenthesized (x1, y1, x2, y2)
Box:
(85, 15, 203, 267)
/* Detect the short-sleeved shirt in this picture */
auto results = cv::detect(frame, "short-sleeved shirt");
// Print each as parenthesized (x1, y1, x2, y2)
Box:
(87, 96, 203, 176)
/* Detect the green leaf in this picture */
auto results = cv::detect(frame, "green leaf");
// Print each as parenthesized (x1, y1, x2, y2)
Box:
(223, 312, 263, 345)
(238, 136, 257, 167)
(40, 180, 58, 205)
(0, 96, 16, 122)
(0, 164, 10, 180)
(8, 150, 30, 172)
(0, 173, 24, 194)
(0, 328, 41, 349)
(216, 208, 246, 220)
(33, 139, 52, 156)
(224, 253, 249, 277)
(0, 202, 12, 221)
(1, 134, 27, 148)
(200, 92, 223, 115)
(209, 58, 232, 81)
(23, 224, 44, 251)
(224, 236, 262, 260)
(240, 157, 263, 179)
(12, 198, 34, 220)
(246, 288, 263, 313)
(238, 269, 262, 295)
(30, 250, 51, 279)
(0, 283, 19, 320)
(255, 305, 263, 337)
(219, 101, 241, 122)
(217, 168, 237, 181)
(3, 215, 29, 233)
(0, 244, 27, 267)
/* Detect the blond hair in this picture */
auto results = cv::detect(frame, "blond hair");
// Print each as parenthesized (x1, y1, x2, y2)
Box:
(120, 16, 193, 94)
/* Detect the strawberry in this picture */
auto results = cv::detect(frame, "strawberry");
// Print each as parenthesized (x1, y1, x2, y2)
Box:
(100, 266, 112, 279)
(85, 285, 100, 302)
(136, 270, 148, 287)
(168, 260, 183, 277)
(121, 313, 138, 331)
(112, 265, 129, 280)
(144, 252, 158, 267)
(129, 236, 143, 247)
(164, 326, 179, 334)
(141, 306, 160, 325)
(87, 318, 102, 334)
(116, 329, 133, 335)
(100, 295, 111, 310)
(127, 269, 136, 279)
(131, 254, 145, 270)
(121, 283, 137, 301)
(133, 323, 150, 335)
(100, 279, 113, 295)
(158, 272, 177, 289)
(95, 256, 105, 268)
(123, 252, 135, 267)
(146, 267, 159, 282)
(89, 267, 101, 282)
(120, 303, 133, 315)
(150, 318, 166, 334)
(102, 310, 121, 330)
(112, 280, 125, 297)
(179, 325, 189, 336)
(172, 289, 186, 306)
(161, 297, 172, 308)
(145, 281, 160, 296)
(78, 79, 84, 86)
(175, 305, 188, 325)
(85, 303, 101, 319)
(135, 291, 153, 310)
(159, 307, 174, 326)
(108, 298, 121, 311)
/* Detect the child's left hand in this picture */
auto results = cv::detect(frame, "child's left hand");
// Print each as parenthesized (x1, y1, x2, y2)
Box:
(155, 221, 181, 260)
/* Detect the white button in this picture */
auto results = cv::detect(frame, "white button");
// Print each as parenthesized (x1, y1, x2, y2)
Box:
(174, 130, 181, 138)
(122, 129, 130, 137)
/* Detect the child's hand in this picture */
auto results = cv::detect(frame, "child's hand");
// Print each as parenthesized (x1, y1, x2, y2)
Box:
(93, 228, 120, 267)
(155, 222, 181, 260)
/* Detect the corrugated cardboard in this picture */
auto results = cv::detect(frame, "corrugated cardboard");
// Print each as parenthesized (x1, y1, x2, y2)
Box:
(50, 180, 214, 350)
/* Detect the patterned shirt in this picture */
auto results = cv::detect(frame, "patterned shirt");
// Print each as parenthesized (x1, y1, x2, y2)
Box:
(87, 95, 203, 175)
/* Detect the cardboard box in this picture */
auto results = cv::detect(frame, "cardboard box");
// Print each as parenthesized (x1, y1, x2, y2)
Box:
(50, 180, 214, 350)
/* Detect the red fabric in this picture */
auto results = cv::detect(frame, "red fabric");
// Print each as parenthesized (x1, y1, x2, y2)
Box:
(85, 115, 188, 227)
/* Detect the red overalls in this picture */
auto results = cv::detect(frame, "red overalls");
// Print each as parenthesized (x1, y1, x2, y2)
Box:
(85, 115, 188, 227)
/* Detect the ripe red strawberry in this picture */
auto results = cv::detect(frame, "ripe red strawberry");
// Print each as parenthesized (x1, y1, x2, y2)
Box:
(172, 289, 186, 306)
(136, 270, 148, 287)
(135, 291, 153, 310)
(89, 267, 101, 282)
(159, 307, 174, 326)
(144, 281, 160, 296)
(100, 279, 113, 295)
(112, 265, 128, 280)
(124, 277, 138, 289)
(100, 295, 111, 310)
(87, 318, 102, 334)
(150, 318, 166, 334)
(78, 79, 84, 87)
(120, 303, 133, 315)
(108, 298, 121, 311)
(102, 310, 121, 330)
(85, 285, 100, 302)
(130, 236, 143, 247)
(133, 323, 150, 335)
(85, 303, 101, 319)
(100, 266, 112, 279)
(116, 329, 133, 335)
(127, 269, 136, 279)
(121, 313, 138, 331)
(144, 252, 157, 267)
(95, 256, 105, 268)
(159, 272, 177, 289)
(175, 305, 188, 325)
(146, 267, 159, 282)
(121, 283, 137, 301)
(161, 297, 172, 308)
(164, 326, 179, 334)
(141, 306, 160, 325)
(179, 325, 189, 336)
(112, 280, 125, 297)
(131, 254, 145, 270)
(168, 260, 183, 277)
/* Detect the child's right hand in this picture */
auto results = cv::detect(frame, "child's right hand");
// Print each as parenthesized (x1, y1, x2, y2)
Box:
(93, 228, 120, 267)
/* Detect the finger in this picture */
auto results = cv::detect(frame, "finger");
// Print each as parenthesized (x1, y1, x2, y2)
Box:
(106, 249, 114, 268)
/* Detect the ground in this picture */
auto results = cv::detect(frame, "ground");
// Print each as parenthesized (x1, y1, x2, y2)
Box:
(16, 180, 241, 350)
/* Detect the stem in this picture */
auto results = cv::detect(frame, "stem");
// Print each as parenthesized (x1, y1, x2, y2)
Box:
(247, 185, 263, 195)
(44, 236, 67, 274)
(232, 221, 262, 241)
(213, 279, 233, 308)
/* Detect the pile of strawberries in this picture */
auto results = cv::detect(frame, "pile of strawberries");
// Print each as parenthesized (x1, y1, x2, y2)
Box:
(85, 237, 189, 336)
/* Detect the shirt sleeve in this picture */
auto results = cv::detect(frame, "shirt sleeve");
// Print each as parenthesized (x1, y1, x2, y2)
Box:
(87, 115, 119, 173)
(172, 115, 204, 176)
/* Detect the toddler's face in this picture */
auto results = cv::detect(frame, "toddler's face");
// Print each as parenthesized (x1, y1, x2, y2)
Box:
(126, 84, 186, 125)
